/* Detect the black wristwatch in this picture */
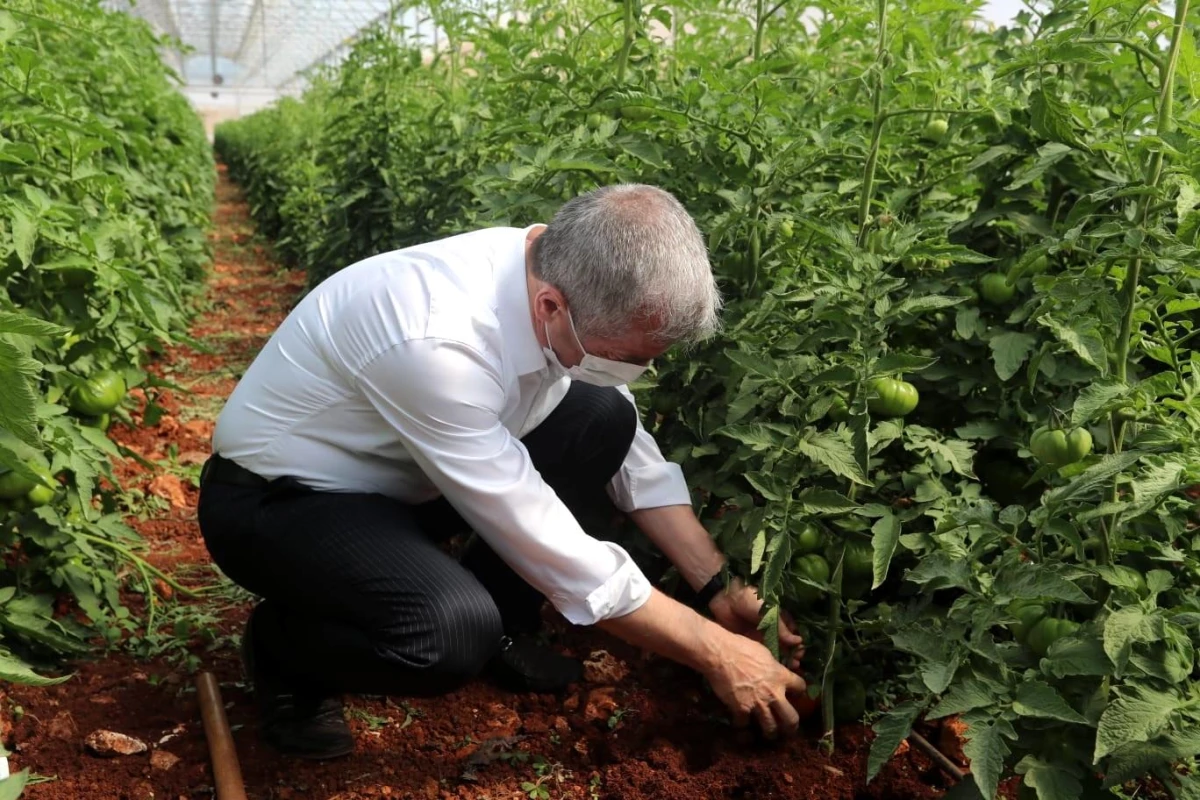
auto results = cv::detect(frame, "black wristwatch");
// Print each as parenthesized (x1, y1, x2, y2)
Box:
(692, 572, 725, 611)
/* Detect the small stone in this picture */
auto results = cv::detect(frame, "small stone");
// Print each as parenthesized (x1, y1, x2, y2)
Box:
(149, 474, 190, 509)
(47, 712, 78, 742)
(89, 695, 117, 705)
(84, 729, 149, 756)
(552, 716, 570, 735)
(422, 777, 440, 799)
(573, 739, 589, 757)
(582, 650, 629, 684)
(563, 693, 580, 712)
(783, 773, 794, 785)
(582, 687, 618, 724)
(150, 750, 180, 771)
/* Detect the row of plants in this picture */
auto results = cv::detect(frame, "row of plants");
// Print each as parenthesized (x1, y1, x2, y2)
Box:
(0, 0, 215, 750)
(215, 0, 1200, 796)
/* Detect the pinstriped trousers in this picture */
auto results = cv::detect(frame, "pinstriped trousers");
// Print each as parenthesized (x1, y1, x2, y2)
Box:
(197, 381, 637, 697)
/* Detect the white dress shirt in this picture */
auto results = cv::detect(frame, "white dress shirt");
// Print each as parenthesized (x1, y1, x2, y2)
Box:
(211, 225, 692, 625)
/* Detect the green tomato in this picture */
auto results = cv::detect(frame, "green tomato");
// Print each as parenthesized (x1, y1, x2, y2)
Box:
(586, 113, 607, 129)
(868, 377, 919, 418)
(26, 479, 57, 508)
(978, 273, 1016, 305)
(794, 522, 824, 554)
(1026, 617, 1080, 657)
(843, 539, 874, 580)
(922, 118, 949, 143)
(792, 553, 830, 605)
(778, 219, 794, 240)
(69, 371, 127, 416)
(0, 469, 36, 500)
(833, 676, 867, 723)
(1007, 599, 1048, 642)
(826, 396, 849, 422)
(1029, 426, 1094, 468)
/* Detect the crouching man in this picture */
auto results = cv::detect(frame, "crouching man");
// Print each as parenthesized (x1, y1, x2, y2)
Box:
(198, 184, 806, 759)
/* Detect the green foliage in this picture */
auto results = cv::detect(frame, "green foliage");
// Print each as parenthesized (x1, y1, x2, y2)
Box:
(0, 1, 213, 678)
(216, 0, 1200, 793)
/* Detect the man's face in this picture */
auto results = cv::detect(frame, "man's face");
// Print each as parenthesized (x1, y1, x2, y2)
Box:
(535, 286, 669, 371)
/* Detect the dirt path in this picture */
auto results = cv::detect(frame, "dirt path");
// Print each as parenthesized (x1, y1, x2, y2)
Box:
(6, 167, 952, 800)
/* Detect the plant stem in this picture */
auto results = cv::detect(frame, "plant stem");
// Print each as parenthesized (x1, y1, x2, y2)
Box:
(77, 532, 208, 597)
(819, 543, 843, 751)
(1105, 0, 1189, 561)
(753, 0, 766, 61)
(616, 0, 636, 83)
(857, 0, 888, 245)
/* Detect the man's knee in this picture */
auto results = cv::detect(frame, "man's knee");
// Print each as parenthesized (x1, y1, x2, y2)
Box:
(381, 584, 503, 679)
(578, 383, 637, 463)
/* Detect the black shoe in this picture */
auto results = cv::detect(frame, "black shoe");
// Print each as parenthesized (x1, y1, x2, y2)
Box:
(488, 635, 583, 694)
(240, 608, 356, 760)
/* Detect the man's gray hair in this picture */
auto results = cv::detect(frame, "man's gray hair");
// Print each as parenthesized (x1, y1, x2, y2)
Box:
(531, 184, 722, 346)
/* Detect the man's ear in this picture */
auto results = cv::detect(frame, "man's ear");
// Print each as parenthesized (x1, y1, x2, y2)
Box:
(532, 285, 565, 324)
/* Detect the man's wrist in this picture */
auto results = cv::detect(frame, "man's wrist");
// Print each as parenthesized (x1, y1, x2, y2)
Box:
(691, 571, 725, 611)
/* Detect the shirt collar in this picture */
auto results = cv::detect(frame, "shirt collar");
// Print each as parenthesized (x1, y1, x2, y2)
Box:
(495, 224, 548, 377)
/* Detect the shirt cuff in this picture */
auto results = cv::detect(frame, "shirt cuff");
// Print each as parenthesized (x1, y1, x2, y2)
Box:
(608, 461, 692, 513)
(550, 542, 653, 625)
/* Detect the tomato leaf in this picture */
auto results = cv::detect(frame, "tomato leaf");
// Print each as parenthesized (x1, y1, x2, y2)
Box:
(795, 431, 870, 485)
(1013, 681, 1089, 724)
(756, 604, 781, 661)
(929, 678, 1000, 720)
(1071, 381, 1129, 425)
(1104, 729, 1200, 786)
(1043, 636, 1112, 678)
(761, 531, 791, 601)
(873, 353, 937, 375)
(9, 208, 36, 267)
(1043, 451, 1143, 507)
(0, 311, 67, 338)
(0, 341, 42, 447)
(0, 649, 69, 687)
(749, 530, 767, 575)
(0, 770, 30, 800)
(866, 701, 923, 782)
(1177, 27, 1198, 103)
(961, 718, 1014, 800)
(796, 488, 859, 514)
(989, 331, 1038, 381)
(1103, 607, 1158, 674)
(870, 512, 900, 590)
(994, 563, 1092, 604)
(905, 552, 972, 591)
(1095, 686, 1179, 762)
(1039, 317, 1109, 375)
(1030, 87, 1090, 152)
(1013, 756, 1083, 800)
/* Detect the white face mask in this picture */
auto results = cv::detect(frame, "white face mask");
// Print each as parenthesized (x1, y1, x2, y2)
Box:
(542, 309, 648, 387)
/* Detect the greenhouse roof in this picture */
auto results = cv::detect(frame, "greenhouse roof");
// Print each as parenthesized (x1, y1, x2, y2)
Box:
(102, 0, 442, 91)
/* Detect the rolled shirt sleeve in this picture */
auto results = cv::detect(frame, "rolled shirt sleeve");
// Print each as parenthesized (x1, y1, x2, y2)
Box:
(606, 385, 693, 513)
(355, 338, 652, 626)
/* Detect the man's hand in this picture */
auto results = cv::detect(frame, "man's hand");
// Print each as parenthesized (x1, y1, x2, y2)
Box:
(598, 591, 809, 741)
(709, 577, 805, 670)
(704, 632, 809, 740)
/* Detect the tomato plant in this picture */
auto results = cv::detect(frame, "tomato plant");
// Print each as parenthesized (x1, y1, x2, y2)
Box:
(0, 0, 213, 681)
(215, 0, 1200, 795)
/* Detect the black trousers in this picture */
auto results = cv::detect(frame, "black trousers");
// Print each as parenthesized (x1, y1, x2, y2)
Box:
(198, 381, 636, 697)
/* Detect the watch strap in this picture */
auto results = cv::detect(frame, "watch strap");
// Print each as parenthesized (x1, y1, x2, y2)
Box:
(692, 572, 725, 611)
